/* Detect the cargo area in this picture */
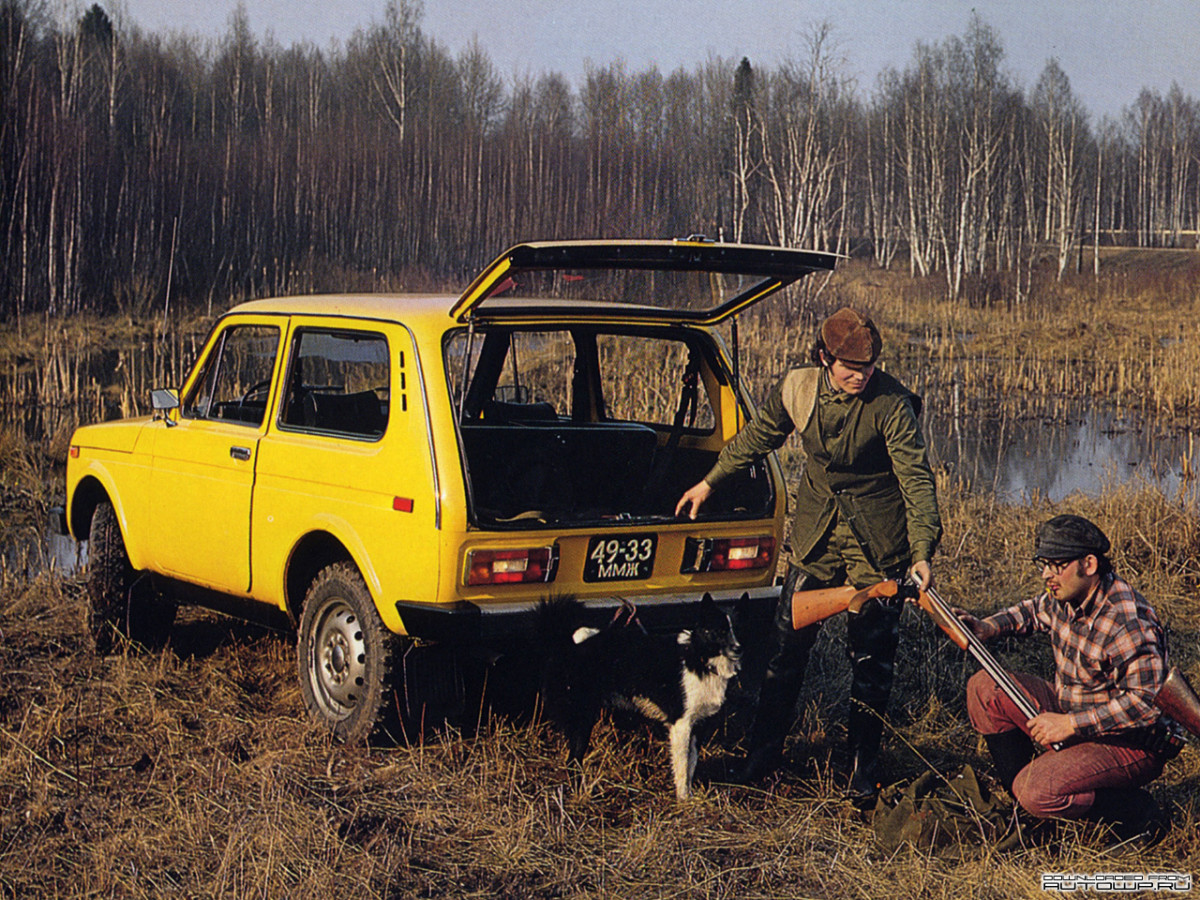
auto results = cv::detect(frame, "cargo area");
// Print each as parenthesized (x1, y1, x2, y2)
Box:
(447, 324, 775, 528)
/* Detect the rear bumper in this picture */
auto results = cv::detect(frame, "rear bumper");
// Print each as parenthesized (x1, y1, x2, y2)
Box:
(395, 585, 780, 643)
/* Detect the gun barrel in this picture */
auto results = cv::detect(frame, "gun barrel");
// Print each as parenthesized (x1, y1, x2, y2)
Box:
(917, 582, 1059, 748)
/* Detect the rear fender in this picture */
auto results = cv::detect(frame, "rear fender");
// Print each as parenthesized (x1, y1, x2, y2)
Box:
(282, 517, 403, 634)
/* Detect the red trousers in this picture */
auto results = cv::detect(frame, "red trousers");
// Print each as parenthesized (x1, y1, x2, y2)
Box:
(966, 670, 1164, 819)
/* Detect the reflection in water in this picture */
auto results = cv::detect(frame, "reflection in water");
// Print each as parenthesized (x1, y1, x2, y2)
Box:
(924, 407, 1198, 501)
(3, 530, 86, 581)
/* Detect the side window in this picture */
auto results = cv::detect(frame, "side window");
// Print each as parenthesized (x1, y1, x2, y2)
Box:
(447, 329, 573, 422)
(181, 324, 280, 426)
(496, 331, 572, 412)
(597, 335, 716, 432)
(279, 329, 390, 439)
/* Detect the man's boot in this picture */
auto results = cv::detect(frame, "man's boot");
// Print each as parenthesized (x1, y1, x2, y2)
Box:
(845, 703, 885, 805)
(983, 730, 1035, 794)
(843, 593, 902, 805)
(732, 568, 824, 783)
(1087, 787, 1169, 852)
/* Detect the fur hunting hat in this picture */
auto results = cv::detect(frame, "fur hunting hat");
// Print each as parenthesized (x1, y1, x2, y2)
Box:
(821, 308, 882, 364)
(1033, 514, 1111, 561)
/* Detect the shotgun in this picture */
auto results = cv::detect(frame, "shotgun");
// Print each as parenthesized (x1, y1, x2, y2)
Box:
(791, 577, 1058, 748)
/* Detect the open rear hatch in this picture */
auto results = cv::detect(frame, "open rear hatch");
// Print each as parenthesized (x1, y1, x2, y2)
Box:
(450, 238, 838, 325)
(446, 239, 838, 529)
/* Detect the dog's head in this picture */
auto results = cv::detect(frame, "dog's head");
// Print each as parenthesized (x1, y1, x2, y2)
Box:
(677, 593, 742, 679)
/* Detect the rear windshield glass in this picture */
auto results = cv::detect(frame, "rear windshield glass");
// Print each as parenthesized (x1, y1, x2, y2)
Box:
(480, 268, 772, 315)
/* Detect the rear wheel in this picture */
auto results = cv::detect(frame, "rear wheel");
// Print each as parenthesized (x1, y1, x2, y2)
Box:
(86, 500, 176, 653)
(298, 562, 396, 742)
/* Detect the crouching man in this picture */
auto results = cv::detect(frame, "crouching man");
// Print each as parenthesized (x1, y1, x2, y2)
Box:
(956, 514, 1184, 845)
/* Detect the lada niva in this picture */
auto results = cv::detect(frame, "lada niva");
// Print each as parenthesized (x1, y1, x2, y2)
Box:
(57, 239, 837, 741)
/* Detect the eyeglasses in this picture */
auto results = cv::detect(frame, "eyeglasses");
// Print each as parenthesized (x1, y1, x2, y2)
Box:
(1033, 557, 1080, 574)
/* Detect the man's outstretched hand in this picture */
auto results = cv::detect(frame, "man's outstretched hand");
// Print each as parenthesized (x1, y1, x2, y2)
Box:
(675, 480, 713, 519)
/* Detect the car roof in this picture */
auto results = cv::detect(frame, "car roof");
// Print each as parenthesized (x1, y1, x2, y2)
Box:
(228, 293, 458, 321)
(225, 292, 687, 326)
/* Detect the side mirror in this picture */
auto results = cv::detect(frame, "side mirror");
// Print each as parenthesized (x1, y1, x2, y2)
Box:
(151, 388, 179, 426)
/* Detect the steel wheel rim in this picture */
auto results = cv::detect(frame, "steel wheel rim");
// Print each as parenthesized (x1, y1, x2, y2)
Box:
(307, 597, 368, 719)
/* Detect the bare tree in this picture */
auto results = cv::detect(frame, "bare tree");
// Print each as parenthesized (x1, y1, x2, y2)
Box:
(366, 0, 422, 142)
(757, 22, 849, 253)
(1032, 59, 1089, 278)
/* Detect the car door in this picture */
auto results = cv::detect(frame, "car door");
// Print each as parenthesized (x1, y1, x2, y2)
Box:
(148, 318, 283, 593)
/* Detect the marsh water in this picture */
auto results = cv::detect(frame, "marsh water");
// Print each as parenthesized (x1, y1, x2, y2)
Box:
(924, 406, 1198, 500)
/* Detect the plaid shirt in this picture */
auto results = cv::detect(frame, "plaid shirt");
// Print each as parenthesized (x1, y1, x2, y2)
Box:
(983, 574, 1167, 738)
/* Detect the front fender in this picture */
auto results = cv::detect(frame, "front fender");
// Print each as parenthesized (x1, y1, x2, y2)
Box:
(67, 461, 151, 568)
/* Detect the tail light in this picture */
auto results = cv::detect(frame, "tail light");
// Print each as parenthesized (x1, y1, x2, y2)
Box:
(681, 536, 775, 573)
(465, 546, 558, 586)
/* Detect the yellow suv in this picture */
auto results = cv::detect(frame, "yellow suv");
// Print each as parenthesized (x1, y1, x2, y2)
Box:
(58, 239, 836, 740)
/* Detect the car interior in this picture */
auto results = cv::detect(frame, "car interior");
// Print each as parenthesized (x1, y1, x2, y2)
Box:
(449, 326, 774, 527)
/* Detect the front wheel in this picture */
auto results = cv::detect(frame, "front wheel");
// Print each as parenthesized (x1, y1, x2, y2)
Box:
(86, 500, 175, 653)
(298, 562, 396, 742)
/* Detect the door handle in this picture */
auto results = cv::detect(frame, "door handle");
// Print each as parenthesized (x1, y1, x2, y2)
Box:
(230, 446, 252, 461)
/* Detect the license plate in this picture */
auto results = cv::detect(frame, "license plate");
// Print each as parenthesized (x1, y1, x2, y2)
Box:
(583, 534, 657, 583)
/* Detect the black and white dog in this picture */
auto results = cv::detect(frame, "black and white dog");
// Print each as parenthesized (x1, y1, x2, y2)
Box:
(536, 593, 743, 799)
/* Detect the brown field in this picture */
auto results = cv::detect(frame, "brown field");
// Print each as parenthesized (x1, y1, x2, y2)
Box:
(2, 485, 1199, 897)
(3, 254, 1200, 898)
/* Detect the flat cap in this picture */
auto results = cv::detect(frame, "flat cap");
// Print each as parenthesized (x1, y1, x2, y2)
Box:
(1033, 514, 1111, 561)
(821, 308, 882, 364)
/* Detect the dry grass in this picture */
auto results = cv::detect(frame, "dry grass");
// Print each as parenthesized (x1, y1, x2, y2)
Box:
(2, 481, 1198, 899)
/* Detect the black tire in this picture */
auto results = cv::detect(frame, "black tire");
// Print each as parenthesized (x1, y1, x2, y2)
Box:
(86, 500, 176, 653)
(298, 562, 397, 743)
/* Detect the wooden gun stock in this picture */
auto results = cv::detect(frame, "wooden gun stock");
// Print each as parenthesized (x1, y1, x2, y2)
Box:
(1156, 666, 1200, 739)
(791, 579, 900, 630)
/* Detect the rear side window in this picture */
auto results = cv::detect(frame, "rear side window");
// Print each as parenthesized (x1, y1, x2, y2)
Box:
(182, 324, 280, 426)
(447, 329, 574, 422)
(279, 329, 390, 439)
(598, 334, 715, 432)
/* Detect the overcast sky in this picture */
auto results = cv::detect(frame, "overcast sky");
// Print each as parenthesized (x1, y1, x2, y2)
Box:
(105, 0, 1200, 118)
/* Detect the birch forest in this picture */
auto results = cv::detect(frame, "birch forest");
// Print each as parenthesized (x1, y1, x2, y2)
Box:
(2, 0, 1199, 320)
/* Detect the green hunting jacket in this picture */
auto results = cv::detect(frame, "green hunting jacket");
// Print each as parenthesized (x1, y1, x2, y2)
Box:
(705, 366, 941, 572)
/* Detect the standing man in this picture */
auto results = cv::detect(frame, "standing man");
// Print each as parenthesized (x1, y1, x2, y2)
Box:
(957, 514, 1182, 844)
(676, 307, 941, 802)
